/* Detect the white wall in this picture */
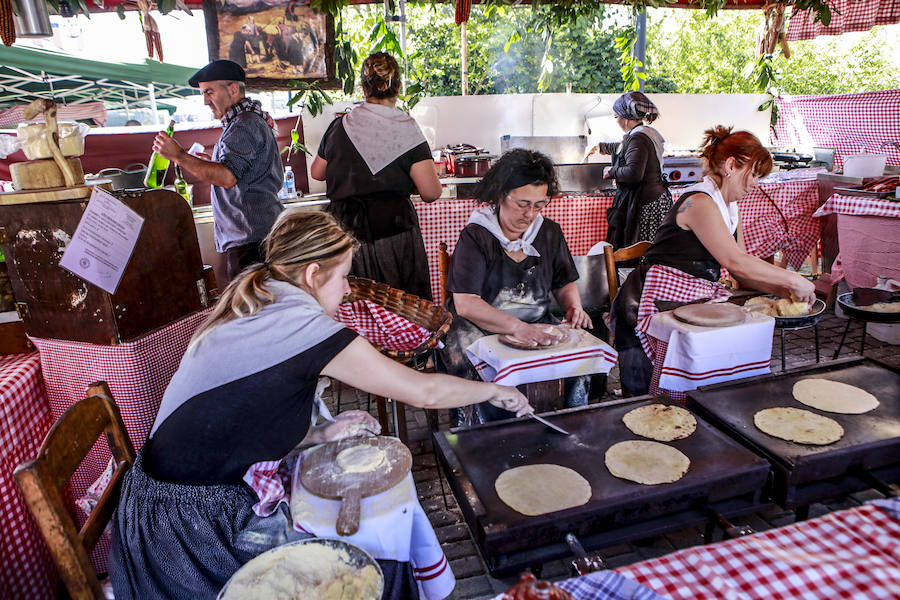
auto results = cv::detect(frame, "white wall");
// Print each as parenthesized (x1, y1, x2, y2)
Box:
(302, 92, 771, 194)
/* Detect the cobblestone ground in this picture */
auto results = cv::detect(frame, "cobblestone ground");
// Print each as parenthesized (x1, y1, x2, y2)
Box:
(323, 312, 898, 600)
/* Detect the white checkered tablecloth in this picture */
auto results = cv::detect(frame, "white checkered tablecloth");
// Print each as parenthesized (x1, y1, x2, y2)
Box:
(415, 193, 614, 303)
(28, 308, 212, 574)
(616, 501, 900, 599)
(787, 0, 900, 41)
(672, 178, 821, 270)
(0, 352, 56, 600)
(773, 90, 900, 172)
(814, 193, 900, 218)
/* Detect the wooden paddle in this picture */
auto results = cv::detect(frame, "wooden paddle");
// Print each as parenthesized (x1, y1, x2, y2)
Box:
(300, 436, 412, 536)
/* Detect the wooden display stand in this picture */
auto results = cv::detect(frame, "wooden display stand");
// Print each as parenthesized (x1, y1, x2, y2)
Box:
(0, 187, 210, 345)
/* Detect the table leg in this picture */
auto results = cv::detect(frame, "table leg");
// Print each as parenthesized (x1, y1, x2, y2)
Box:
(833, 318, 853, 360)
(780, 328, 786, 371)
(391, 400, 408, 445)
(860, 322, 867, 357)
(814, 324, 820, 363)
(375, 396, 390, 435)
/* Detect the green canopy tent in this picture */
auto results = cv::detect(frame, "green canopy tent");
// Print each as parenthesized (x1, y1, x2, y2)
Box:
(0, 45, 198, 113)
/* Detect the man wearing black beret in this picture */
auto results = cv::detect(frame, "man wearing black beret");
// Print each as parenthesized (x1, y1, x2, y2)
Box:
(151, 59, 284, 282)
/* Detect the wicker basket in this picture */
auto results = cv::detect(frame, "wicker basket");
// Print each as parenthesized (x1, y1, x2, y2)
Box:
(344, 277, 452, 362)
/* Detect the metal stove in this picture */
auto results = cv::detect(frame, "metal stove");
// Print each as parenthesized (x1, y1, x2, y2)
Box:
(433, 398, 770, 575)
(663, 155, 703, 183)
(688, 357, 900, 518)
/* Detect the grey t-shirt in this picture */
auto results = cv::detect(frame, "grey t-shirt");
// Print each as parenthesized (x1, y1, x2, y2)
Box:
(211, 111, 284, 252)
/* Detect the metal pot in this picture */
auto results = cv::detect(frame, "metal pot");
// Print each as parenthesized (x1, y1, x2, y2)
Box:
(94, 163, 147, 190)
(12, 0, 52, 37)
(455, 154, 494, 178)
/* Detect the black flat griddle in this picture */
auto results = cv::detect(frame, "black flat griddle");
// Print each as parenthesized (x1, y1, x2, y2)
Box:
(688, 357, 900, 508)
(434, 398, 770, 575)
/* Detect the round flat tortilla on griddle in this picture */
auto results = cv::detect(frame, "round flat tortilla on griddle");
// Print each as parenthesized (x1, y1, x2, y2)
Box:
(622, 404, 697, 441)
(604, 441, 690, 485)
(792, 378, 879, 414)
(494, 464, 591, 516)
(754, 407, 844, 445)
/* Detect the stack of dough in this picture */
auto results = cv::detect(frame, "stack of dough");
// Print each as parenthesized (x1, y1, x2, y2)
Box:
(745, 296, 809, 317)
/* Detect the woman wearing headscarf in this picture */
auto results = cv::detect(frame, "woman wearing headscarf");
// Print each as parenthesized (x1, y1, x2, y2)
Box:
(587, 91, 672, 248)
(436, 150, 593, 426)
(310, 52, 441, 300)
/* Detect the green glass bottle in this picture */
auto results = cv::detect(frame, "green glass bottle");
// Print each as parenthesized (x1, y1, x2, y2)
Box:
(143, 119, 176, 188)
(173, 164, 191, 204)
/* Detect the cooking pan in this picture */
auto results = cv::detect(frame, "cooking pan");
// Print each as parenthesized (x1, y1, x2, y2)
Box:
(837, 292, 900, 323)
(93, 163, 147, 190)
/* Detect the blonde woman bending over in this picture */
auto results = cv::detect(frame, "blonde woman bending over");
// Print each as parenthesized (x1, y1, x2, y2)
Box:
(109, 209, 531, 600)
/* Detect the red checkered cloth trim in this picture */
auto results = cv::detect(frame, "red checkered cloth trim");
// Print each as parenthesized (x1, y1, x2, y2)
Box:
(244, 459, 293, 517)
(414, 194, 615, 303)
(773, 90, 900, 172)
(28, 308, 212, 574)
(616, 503, 900, 600)
(336, 299, 431, 351)
(636, 265, 732, 400)
(814, 193, 900, 218)
(787, 0, 900, 41)
(0, 352, 57, 600)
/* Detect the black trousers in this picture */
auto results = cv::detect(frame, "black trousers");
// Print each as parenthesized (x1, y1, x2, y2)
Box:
(224, 242, 264, 283)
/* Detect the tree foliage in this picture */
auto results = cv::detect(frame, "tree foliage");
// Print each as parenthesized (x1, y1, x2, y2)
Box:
(646, 10, 899, 95)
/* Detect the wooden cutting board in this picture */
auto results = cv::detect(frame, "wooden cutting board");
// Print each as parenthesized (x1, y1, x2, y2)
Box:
(9, 158, 84, 190)
(300, 436, 412, 536)
(673, 303, 747, 327)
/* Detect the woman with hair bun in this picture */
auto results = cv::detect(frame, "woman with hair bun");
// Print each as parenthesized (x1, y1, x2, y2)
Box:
(610, 126, 816, 395)
(110, 209, 530, 599)
(310, 51, 441, 301)
(587, 91, 672, 248)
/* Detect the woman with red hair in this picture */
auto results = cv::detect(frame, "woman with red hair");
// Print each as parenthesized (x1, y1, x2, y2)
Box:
(610, 126, 816, 395)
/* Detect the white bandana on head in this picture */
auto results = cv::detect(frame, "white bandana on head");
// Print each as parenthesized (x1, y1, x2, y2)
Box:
(468, 206, 544, 257)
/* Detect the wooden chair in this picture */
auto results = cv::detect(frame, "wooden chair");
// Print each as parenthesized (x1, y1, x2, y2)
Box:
(14, 382, 136, 600)
(603, 241, 651, 303)
(438, 242, 452, 307)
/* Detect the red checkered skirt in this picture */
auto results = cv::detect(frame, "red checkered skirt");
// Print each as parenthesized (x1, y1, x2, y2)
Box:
(636, 265, 732, 364)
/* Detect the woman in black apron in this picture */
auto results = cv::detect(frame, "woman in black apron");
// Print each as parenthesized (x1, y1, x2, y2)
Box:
(611, 127, 816, 395)
(310, 52, 441, 300)
(436, 150, 594, 425)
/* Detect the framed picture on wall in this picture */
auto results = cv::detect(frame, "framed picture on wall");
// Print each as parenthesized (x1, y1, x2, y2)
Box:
(201, 0, 338, 90)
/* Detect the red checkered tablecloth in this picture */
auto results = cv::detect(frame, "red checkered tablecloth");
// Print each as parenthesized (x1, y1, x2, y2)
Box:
(616, 502, 900, 599)
(773, 90, 900, 172)
(28, 308, 212, 574)
(672, 177, 821, 270)
(814, 193, 900, 218)
(0, 352, 56, 600)
(415, 193, 614, 303)
(337, 299, 431, 351)
(787, 0, 900, 41)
